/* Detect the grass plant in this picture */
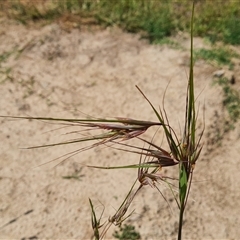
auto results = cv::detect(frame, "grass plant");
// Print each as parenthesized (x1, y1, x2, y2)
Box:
(0, 50, 14, 83)
(1, 2, 204, 239)
(0, 45, 31, 83)
(62, 167, 85, 181)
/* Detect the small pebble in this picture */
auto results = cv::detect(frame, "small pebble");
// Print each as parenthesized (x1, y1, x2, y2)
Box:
(213, 69, 225, 77)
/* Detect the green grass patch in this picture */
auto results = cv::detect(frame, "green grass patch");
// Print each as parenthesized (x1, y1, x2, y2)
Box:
(113, 224, 141, 240)
(1, 0, 240, 45)
(153, 37, 182, 49)
(188, 1, 240, 45)
(194, 47, 239, 69)
(215, 77, 240, 124)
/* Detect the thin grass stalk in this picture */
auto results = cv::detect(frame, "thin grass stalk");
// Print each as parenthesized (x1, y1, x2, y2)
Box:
(178, 2, 195, 240)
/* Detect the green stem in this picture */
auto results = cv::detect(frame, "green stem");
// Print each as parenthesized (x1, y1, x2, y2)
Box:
(178, 203, 185, 240)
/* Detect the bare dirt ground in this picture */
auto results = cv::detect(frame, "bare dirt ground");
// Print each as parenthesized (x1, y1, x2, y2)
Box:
(1, 17, 240, 239)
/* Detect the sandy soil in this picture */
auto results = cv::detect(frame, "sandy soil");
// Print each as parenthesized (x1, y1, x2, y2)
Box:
(1, 18, 240, 239)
